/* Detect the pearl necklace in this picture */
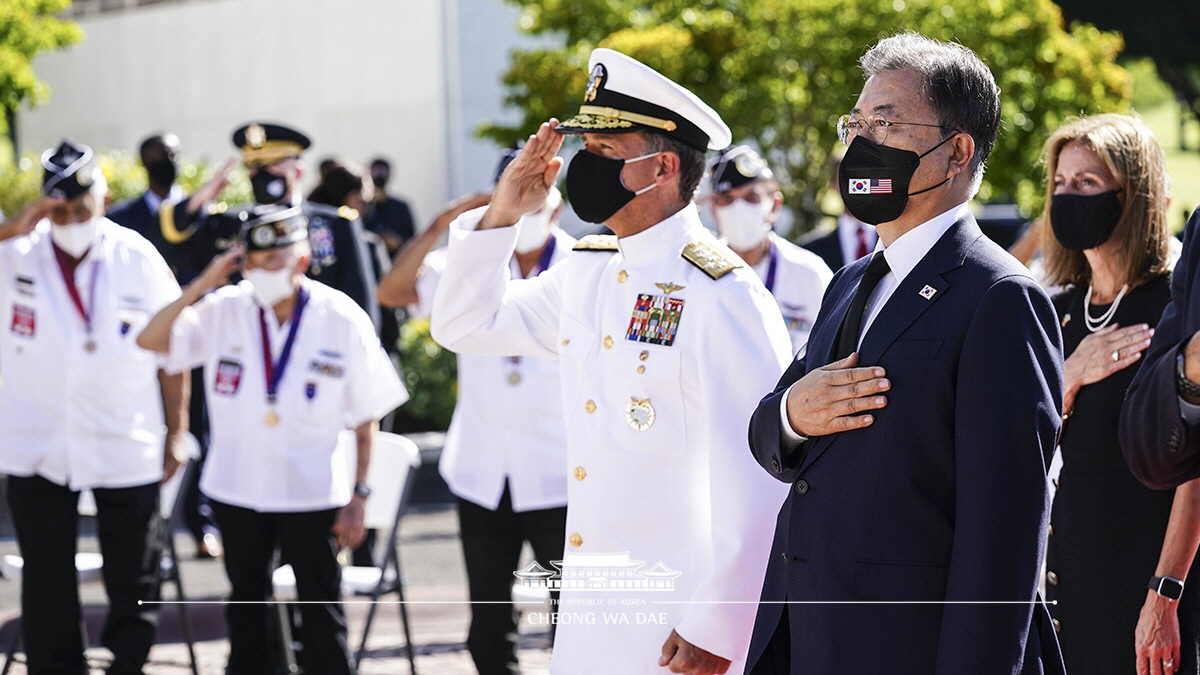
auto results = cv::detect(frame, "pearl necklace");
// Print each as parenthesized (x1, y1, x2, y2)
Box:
(1084, 283, 1129, 333)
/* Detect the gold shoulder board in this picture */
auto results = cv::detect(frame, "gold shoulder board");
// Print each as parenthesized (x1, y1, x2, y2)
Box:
(572, 234, 619, 251)
(682, 240, 743, 280)
(336, 205, 360, 221)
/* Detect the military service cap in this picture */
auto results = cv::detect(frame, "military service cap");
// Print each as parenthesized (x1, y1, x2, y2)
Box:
(240, 204, 308, 252)
(556, 48, 731, 151)
(233, 122, 312, 167)
(41, 139, 97, 200)
(709, 145, 774, 194)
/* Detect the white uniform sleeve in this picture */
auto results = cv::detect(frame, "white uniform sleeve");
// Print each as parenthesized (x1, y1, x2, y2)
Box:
(673, 275, 793, 660)
(344, 306, 409, 427)
(165, 295, 218, 375)
(429, 206, 564, 359)
(408, 249, 446, 320)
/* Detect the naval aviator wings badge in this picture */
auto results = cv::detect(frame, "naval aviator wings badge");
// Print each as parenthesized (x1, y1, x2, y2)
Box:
(626, 293, 685, 346)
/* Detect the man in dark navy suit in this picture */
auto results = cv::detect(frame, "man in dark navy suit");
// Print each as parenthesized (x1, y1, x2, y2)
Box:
(1121, 206, 1200, 489)
(744, 34, 1065, 674)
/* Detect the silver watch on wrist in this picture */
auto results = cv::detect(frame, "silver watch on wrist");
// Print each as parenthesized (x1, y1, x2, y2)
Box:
(353, 481, 372, 499)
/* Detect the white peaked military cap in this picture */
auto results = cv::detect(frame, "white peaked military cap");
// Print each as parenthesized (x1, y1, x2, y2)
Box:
(556, 48, 732, 151)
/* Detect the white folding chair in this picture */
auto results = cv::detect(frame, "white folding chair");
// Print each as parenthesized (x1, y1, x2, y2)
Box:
(272, 430, 421, 674)
(1, 434, 201, 675)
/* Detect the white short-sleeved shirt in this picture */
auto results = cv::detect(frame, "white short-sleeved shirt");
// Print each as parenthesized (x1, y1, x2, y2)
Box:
(168, 279, 408, 512)
(0, 218, 181, 490)
(412, 228, 573, 512)
(750, 232, 833, 354)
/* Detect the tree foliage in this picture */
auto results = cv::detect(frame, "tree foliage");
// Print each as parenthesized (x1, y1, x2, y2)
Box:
(0, 0, 82, 117)
(1053, 0, 1200, 121)
(480, 0, 1131, 230)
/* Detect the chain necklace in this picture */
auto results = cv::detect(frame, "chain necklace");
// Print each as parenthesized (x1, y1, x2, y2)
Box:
(1084, 283, 1129, 333)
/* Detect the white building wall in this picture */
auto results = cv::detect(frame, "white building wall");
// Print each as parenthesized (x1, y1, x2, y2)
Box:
(18, 0, 543, 225)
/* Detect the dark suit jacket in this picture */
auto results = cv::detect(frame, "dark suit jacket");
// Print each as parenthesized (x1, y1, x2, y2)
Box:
(745, 215, 1065, 674)
(108, 191, 204, 283)
(1121, 206, 1200, 489)
(799, 225, 845, 275)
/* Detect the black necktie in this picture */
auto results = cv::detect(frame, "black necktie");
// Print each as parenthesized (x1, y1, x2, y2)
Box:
(835, 251, 890, 360)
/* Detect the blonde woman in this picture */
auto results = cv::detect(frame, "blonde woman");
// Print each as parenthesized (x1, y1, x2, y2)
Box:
(1042, 113, 1200, 675)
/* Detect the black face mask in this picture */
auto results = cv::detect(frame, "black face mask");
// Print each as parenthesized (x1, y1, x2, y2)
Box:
(1050, 190, 1123, 251)
(565, 149, 660, 224)
(371, 171, 388, 189)
(838, 134, 955, 225)
(251, 170, 289, 205)
(145, 158, 176, 188)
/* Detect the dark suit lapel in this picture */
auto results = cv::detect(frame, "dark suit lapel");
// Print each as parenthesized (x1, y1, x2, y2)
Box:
(796, 215, 983, 476)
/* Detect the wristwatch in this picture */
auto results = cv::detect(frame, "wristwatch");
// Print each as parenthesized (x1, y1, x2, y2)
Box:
(1176, 353, 1200, 400)
(1150, 575, 1185, 600)
(353, 481, 372, 499)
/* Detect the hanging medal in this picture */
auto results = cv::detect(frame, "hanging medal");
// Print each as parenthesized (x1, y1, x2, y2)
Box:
(504, 237, 557, 388)
(258, 287, 309, 427)
(52, 245, 100, 353)
(506, 356, 522, 385)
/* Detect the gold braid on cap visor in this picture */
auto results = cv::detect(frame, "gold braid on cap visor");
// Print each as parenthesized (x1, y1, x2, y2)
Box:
(241, 140, 304, 167)
(576, 106, 678, 132)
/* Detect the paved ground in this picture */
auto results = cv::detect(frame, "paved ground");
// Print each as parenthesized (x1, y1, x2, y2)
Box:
(0, 478, 554, 674)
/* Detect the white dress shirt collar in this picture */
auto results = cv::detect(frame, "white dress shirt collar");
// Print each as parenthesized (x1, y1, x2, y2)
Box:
(142, 185, 184, 215)
(880, 202, 971, 285)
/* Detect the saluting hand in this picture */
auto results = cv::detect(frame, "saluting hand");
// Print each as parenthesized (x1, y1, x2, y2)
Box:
(193, 245, 243, 294)
(659, 630, 731, 675)
(1063, 323, 1153, 415)
(479, 119, 565, 230)
(785, 353, 890, 437)
(0, 195, 64, 241)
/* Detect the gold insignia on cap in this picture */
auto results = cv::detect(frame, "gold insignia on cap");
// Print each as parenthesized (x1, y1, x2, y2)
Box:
(245, 124, 267, 149)
(682, 240, 743, 280)
(734, 154, 760, 178)
(584, 64, 605, 103)
(655, 282, 685, 294)
(250, 225, 275, 248)
(572, 234, 619, 251)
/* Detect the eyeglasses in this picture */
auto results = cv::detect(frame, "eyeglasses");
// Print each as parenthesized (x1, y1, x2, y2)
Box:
(836, 113, 954, 145)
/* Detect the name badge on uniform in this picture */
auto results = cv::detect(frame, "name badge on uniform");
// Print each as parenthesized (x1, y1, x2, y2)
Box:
(10, 304, 35, 337)
(626, 294, 685, 347)
(214, 358, 243, 396)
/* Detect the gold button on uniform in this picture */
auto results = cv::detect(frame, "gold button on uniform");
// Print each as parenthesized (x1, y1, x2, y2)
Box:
(637, 366, 646, 374)
(1047, 571, 1059, 585)
(569, 534, 583, 547)
(574, 467, 587, 480)
(603, 336, 613, 349)
(562, 339, 570, 346)
(639, 350, 649, 361)
(585, 400, 597, 414)
(617, 270, 628, 283)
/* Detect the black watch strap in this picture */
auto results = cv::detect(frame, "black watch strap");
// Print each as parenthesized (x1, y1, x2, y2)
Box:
(1177, 353, 1200, 399)
(1150, 575, 1185, 600)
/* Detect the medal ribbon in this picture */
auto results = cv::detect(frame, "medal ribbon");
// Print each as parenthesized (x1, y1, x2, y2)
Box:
(763, 238, 779, 294)
(52, 244, 100, 338)
(258, 286, 309, 405)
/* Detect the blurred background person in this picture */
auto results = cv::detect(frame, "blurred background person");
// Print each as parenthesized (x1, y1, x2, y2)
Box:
(705, 145, 832, 353)
(109, 131, 223, 559)
(0, 140, 186, 675)
(1040, 113, 1200, 675)
(376, 153, 569, 675)
(366, 157, 416, 256)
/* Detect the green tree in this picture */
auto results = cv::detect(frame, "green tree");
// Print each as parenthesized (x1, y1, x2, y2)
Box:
(480, 0, 1131, 231)
(0, 1, 83, 155)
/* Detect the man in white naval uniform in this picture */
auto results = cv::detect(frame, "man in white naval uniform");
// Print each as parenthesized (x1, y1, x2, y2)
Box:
(0, 140, 186, 675)
(431, 49, 792, 675)
(377, 182, 572, 674)
(705, 146, 833, 353)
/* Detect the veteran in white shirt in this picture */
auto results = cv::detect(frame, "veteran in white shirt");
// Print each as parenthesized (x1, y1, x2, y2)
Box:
(378, 181, 572, 674)
(430, 49, 792, 675)
(138, 204, 407, 675)
(705, 145, 833, 354)
(0, 140, 186, 675)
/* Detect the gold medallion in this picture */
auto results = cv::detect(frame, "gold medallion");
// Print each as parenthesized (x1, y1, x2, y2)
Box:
(508, 371, 522, 386)
(265, 409, 280, 426)
(84, 340, 97, 353)
(624, 397, 655, 431)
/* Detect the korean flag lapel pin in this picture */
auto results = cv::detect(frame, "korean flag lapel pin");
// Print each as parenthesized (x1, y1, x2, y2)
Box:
(919, 285, 938, 301)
